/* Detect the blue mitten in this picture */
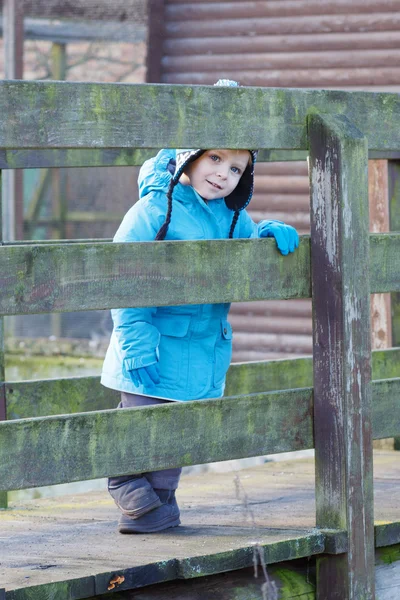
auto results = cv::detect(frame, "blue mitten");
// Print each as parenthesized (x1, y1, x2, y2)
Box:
(260, 220, 299, 255)
(129, 363, 160, 388)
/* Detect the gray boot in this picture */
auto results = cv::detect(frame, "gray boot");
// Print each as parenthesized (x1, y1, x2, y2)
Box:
(118, 468, 182, 534)
(108, 475, 162, 519)
(118, 491, 180, 533)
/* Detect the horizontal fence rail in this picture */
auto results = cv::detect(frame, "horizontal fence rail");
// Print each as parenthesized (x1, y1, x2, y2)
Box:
(0, 234, 399, 315)
(0, 148, 399, 170)
(5, 347, 400, 420)
(0, 82, 399, 153)
(0, 237, 311, 314)
(0, 377, 399, 492)
(0, 389, 314, 491)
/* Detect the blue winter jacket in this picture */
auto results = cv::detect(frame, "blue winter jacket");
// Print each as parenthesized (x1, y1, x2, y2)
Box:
(101, 149, 274, 401)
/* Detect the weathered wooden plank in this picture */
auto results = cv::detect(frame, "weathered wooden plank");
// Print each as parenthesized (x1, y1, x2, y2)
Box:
(371, 233, 400, 293)
(4, 375, 399, 438)
(0, 237, 312, 315)
(0, 148, 154, 169)
(0, 388, 314, 491)
(0, 234, 399, 316)
(6, 347, 400, 420)
(5, 376, 119, 419)
(0, 148, 397, 170)
(4, 577, 96, 600)
(88, 545, 400, 600)
(146, 0, 165, 84)
(371, 347, 400, 380)
(13, 1, 148, 22)
(388, 159, 400, 451)
(0, 82, 400, 151)
(0, 376, 398, 492)
(372, 378, 400, 439)
(0, 168, 7, 510)
(0, 17, 147, 44)
(88, 562, 316, 600)
(376, 524, 400, 549)
(309, 114, 374, 599)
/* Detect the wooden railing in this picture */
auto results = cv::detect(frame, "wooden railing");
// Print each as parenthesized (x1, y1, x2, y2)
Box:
(0, 82, 400, 600)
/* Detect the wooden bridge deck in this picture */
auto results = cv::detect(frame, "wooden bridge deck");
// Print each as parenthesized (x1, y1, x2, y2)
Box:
(1, 451, 399, 599)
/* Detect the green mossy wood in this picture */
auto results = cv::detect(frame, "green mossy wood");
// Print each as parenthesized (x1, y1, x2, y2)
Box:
(0, 168, 7, 510)
(0, 82, 399, 153)
(0, 235, 400, 316)
(389, 160, 400, 451)
(309, 114, 374, 599)
(0, 388, 314, 491)
(0, 377, 398, 493)
(4, 348, 400, 422)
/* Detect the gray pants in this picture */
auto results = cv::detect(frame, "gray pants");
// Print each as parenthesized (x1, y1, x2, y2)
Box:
(109, 392, 182, 490)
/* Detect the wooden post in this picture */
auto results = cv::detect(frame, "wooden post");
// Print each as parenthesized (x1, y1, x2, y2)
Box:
(3, 0, 24, 242)
(50, 42, 67, 336)
(369, 161, 394, 450)
(308, 114, 374, 599)
(146, 0, 165, 83)
(0, 170, 8, 510)
(388, 160, 400, 450)
(369, 161, 392, 350)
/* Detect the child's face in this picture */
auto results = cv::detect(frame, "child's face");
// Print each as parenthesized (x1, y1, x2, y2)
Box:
(180, 149, 250, 201)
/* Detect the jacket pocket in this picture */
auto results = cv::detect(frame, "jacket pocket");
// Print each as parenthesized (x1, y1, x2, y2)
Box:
(213, 319, 233, 388)
(153, 314, 192, 385)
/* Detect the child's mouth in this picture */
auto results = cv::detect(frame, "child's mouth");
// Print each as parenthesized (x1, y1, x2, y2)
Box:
(207, 180, 222, 190)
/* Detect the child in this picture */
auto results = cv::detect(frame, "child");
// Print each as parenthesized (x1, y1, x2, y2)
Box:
(101, 85, 299, 535)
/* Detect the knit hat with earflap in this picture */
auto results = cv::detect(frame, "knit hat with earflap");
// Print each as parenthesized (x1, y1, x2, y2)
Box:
(155, 80, 258, 241)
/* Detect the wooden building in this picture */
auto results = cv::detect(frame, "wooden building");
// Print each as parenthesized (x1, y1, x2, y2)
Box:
(147, 0, 400, 361)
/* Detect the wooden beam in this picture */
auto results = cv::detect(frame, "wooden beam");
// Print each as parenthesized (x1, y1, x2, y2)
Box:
(0, 148, 398, 170)
(0, 148, 155, 169)
(87, 546, 400, 600)
(0, 388, 315, 491)
(0, 376, 399, 493)
(0, 17, 147, 43)
(309, 113, 374, 599)
(3, 0, 23, 79)
(9, 0, 148, 22)
(369, 160, 392, 350)
(3, 1, 24, 241)
(146, 0, 165, 83)
(389, 159, 400, 451)
(0, 169, 7, 509)
(372, 378, 400, 439)
(1, 234, 400, 316)
(4, 347, 400, 421)
(0, 237, 312, 315)
(0, 83, 399, 151)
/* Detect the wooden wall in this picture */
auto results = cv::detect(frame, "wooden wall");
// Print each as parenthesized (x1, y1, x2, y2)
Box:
(154, 0, 399, 361)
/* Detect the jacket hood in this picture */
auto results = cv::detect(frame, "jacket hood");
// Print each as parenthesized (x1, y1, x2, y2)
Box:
(138, 149, 176, 199)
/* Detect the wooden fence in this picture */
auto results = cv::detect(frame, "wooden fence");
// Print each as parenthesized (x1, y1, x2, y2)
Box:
(0, 82, 400, 599)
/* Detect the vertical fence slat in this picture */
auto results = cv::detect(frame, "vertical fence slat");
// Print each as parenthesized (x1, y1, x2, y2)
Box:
(0, 169, 7, 510)
(309, 114, 374, 599)
(388, 160, 400, 451)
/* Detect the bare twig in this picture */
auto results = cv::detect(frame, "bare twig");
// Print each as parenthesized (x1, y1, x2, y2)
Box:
(234, 474, 278, 600)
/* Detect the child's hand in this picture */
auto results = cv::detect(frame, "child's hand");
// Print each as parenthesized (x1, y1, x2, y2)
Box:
(260, 220, 299, 255)
(129, 364, 160, 388)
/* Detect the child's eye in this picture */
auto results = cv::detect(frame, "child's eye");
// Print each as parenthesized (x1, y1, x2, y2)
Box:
(209, 154, 220, 162)
(231, 166, 240, 174)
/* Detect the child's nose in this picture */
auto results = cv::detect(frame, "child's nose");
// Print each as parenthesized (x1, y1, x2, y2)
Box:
(216, 166, 228, 179)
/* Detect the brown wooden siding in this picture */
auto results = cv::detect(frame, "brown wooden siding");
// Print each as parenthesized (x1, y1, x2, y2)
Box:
(159, 0, 398, 360)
